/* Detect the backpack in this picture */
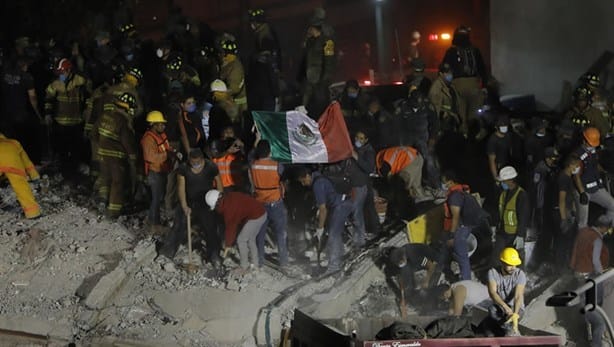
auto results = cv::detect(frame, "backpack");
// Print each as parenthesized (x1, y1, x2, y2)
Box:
(457, 47, 478, 77)
(425, 316, 475, 338)
(319, 159, 353, 196)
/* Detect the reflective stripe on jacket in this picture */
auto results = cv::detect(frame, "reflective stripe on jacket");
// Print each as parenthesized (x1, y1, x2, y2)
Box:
(498, 187, 523, 234)
(376, 146, 418, 175)
(141, 130, 171, 174)
(250, 158, 282, 203)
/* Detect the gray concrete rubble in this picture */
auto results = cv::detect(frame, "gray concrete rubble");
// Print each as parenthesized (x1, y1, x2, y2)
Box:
(0, 178, 587, 346)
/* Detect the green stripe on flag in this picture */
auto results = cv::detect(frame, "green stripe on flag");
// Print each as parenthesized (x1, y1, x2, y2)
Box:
(252, 111, 293, 162)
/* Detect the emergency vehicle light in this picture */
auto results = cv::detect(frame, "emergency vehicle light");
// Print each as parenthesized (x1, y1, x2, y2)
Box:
(440, 33, 451, 40)
(428, 34, 438, 41)
(363, 80, 372, 86)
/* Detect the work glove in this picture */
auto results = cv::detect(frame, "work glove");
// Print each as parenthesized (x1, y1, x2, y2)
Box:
(580, 192, 589, 205)
(505, 313, 520, 334)
(513, 236, 524, 250)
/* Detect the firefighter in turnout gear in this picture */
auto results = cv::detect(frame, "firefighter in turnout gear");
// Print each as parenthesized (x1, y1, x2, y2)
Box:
(44, 58, 92, 176)
(219, 39, 248, 125)
(106, 67, 144, 119)
(92, 92, 138, 218)
(564, 87, 609, 139)
(0, 132, 41, 219)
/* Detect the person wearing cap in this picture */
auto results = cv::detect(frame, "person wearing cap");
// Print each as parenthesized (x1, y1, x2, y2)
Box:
(487, 116, 513, 182)
(495, 166, 529, 265)
(300, 11, 336, 120)
(339, 79, 369, 133)
(440, 25, 488, 137)
(247, 8, 282, 112)
(405, 57, 431, 98)
(218, 39, 248, 126)
(524, 117, 554, 173)
(205, 189, 267, 275)
(91, 92, 138, 218)
(573, 127, 614, 228)
(529, 147, 559, 264)
(564, 87, 608, 139)
(429, 62, 460, 133)
(484, 247, 526, 336)
(44, 57, 92, 177)
(141, 111, 178, 233)
(570, 214, 612, 277)
(158, 149, 223, 265)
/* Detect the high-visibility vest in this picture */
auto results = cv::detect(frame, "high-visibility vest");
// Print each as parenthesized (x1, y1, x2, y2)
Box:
(250, 158, 282, 203)
(376, 146, 418, 175)
(213, 153, 242, 188)
(443, 184, 470, 231)
(570, 227, 609, 273)
(141, 130, 171, 174)
(498, 187, 523, 234)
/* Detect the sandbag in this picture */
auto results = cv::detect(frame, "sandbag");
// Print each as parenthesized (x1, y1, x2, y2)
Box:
(425, 316, 475, 338)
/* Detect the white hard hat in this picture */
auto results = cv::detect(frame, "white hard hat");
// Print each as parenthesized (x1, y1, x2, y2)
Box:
(498, 166, 518, 181)
(210, 79, 228, 92)
(205, 190, 221, 210)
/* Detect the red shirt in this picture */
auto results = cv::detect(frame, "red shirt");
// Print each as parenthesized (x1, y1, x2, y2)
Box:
(216, 191, 266, 247)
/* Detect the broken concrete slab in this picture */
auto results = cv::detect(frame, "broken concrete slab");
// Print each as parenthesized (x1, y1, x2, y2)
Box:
(0, 315, 73, 341)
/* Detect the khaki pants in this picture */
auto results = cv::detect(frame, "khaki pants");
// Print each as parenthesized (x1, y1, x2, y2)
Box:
(398, 154, 428, 199)
(452, 77, 483, 135)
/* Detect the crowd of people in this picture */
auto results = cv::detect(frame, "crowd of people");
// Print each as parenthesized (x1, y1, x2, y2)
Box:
(1, 3, 613, 342)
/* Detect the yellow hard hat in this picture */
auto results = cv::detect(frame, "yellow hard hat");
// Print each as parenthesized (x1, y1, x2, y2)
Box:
(146, 110, 166, 123)
(500, 247, 522, 266)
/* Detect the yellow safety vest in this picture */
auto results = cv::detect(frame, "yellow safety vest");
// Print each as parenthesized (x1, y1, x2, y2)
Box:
(499, 187, 523, 234)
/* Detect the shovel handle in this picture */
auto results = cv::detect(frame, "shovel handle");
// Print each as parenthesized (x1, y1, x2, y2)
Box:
(187, 214, 193, 264)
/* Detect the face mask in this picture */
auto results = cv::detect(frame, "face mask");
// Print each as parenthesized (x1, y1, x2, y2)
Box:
(498, 126, 508, 134)
(125, 53, 134, 61)
(191, 163, 203, 170)
(397, 262, 407, 269)
(536, 131, 545, 138)
(186, 104, 197, 113)
(572, 167, 581, 175)
(156, 48, 163, 58)
(59, 73, 67, 82)
(354, 140, 363, 148)
(444, 74, 453, 83)
(500, 182, 509, 190)
(348, 92, 358, 98)
(441, 182, 448, 191)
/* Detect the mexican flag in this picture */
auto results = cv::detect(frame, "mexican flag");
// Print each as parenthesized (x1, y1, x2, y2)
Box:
(252, 102, 353, 163)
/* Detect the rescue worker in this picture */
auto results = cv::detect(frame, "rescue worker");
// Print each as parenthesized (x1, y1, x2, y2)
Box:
(106, 67, 144, 119)
(388, 244, 440, 308)
(158, 149, 223, 265)
(495, 166, 530, 265)
(44, 58, 92, 177)
(163, 55, 201, 97)
(564, 87, 608, 139)
(484, 248, 526, 337)
(405, 58, 431, 98)
(441, 171, 490, 280)
(0, 132, 41, 219)
(297, 167, 353, 275)
(141, 111, 176, 233)
(555, 156, 581, 268)
(436, 280, 491, 317)
(441, 26, 487, 137)
(339, 79, 369, 134)
(206, 189, 267, 276)
(394, 90, 440, 188)
(569, 214, 611, 347)
(582, 73, 612, 130)
(428, 62, 460, 133)
(86, 31, 119, 89)
(487, 116, 513, 182)
(352, 129, 378, 240)
(376, 146, 431, 203)
(247, 8, 281, 112)
(524, 117, 554, 173)
(92, 92, 138, 218)
(530, 147, 559, 264)
(573, 127, 614, 228)
(211, 137, 246, 192)
(209, 79, 237, 134)
(364, 96, 395, 150)
(250, 139, 289, 268)
(219, 39, 248, 125)
(178, 92, 205, 154)
(300, 16, 336, 120)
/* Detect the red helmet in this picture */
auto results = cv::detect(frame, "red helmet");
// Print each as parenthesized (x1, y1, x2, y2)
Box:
(56, 58, 72, 73)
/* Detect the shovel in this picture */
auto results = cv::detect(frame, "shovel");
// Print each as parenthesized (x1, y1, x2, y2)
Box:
(181, 212, 199, 273)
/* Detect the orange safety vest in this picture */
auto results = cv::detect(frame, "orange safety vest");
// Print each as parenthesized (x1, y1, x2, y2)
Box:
(250, 158, 283, 203)
(213, 153, 242, 188)
(141, 130, 171, 174)
(443, 184, 470, 231)
(376, 146, 418, 175)
(570, 227, 609, 273)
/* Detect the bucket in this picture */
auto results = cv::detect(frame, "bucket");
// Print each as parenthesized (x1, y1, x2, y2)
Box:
(467, 233, 478, 257)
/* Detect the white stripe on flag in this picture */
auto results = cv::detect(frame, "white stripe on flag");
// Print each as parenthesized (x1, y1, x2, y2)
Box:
(285, 110, 328, 163)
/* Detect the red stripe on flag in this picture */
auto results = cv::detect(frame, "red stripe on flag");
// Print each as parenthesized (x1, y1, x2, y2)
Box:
(317, 101, 353, 162)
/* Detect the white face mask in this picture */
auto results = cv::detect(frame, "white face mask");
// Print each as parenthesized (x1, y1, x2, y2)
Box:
(354, 140, 363, 148)
(499, 126, 508, 134)
(156, 48, 164, 58)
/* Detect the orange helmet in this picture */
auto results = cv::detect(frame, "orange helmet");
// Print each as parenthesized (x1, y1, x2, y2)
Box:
(583, 127, 600, 147)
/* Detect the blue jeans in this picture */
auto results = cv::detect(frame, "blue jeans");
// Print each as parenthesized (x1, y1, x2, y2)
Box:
(147, 171, 167, 225)
(326, 200, 353, 272)
(453, 225, 472, 280)
(351, 185, 368, 248)
(256, 200, 289, 266)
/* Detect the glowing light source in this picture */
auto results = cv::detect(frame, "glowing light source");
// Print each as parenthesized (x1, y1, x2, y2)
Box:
(363, 80, 372, 86)
(440, 33, 451, 40)
(428, 34, 438, 41)
(393, 81, 403, 85)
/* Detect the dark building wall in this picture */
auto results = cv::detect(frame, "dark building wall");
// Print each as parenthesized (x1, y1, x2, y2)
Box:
(490, 0, 614, 110)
